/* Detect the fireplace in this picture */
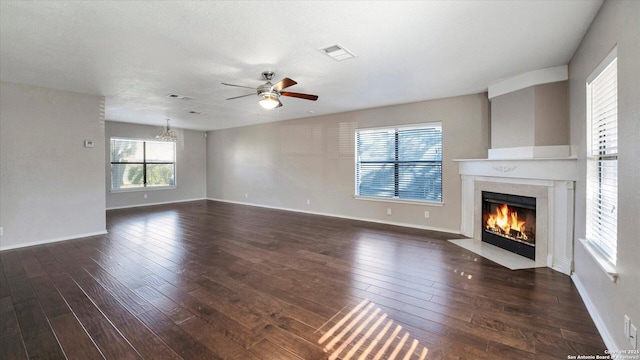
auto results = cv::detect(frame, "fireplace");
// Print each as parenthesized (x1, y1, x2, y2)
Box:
(482, 191, 536, 260)
(455, 158, 577, 275)
(452, 67, 576, 274)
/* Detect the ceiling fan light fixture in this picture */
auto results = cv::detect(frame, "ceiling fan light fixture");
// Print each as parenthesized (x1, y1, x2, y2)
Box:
(224, 72, 317, 110)
(259, 92, 280, 109)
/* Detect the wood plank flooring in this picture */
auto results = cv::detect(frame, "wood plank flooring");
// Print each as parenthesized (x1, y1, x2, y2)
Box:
(0, 200, 606, 359)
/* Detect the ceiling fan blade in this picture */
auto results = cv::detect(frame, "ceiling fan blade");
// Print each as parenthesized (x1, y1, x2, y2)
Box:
(226, 93, 255, 100)
(280, 92, 318, 101)
(221, 82, 256, 90)
(272, 77, 297, 91)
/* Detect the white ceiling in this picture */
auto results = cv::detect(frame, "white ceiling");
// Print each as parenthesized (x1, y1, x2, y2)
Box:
(0, 1, 602, 131)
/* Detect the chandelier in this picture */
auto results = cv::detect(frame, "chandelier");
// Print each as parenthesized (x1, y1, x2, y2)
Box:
(156, 119, 178, 142)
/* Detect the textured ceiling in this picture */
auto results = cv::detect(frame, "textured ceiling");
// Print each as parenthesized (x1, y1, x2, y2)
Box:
(0, 1, 602, 131)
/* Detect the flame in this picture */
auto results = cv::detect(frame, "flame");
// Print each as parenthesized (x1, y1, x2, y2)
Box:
(486, 204, 528, 240)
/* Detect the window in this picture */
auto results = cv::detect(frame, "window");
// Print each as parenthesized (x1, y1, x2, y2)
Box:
(110, 138, 176, 191)
(585, 49, 617, 265)
(355, 123, 442, 203)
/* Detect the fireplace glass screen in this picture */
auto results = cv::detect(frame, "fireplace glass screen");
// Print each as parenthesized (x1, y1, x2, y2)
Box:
(482, 191, 536, 260)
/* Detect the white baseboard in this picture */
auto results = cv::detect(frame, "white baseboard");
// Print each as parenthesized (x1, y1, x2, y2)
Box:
(551, 257, 573, 276)
(571, 273, 620, 351)
(0, 230, 108, 252)
(106, 197, 207, 210)
(207, 198, 461, 235)
(2, 196, 457, 250)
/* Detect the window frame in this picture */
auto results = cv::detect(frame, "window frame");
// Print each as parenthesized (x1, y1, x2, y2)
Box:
(583, 46, 618, 271)
(110, 137, 177, 193)
(354, 122, 443, 206)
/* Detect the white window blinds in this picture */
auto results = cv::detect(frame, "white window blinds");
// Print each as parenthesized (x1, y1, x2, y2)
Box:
(586, 53, 618, 265)
(355, 124, 442, 202)
(110, 138, 176, 190)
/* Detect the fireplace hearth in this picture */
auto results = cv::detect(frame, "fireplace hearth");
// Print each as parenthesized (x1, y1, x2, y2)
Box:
(482, 191, 536, 260)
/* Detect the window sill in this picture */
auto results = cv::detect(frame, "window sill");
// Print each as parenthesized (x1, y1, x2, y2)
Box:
(110, 186, 177, 193)
(353, 195, 444, 207)
(578, 238, 618, 283)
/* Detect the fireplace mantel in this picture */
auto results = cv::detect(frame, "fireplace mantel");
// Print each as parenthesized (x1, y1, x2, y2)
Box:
(454, 156, 577, 181)
(454, 156, 577, 275)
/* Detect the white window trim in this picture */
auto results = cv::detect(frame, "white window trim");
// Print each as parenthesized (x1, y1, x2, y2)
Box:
(110, 185, 176, 194)
(110, 137, 178, 192)
(353, 195, 444, 207)
(355, 122, 442, 133)
(582, 46, 618, 281)
(578, 238, 618, 282)
(354, 122, 443, 204)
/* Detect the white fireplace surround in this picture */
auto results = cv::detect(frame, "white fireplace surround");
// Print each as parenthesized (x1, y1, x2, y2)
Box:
(455, 155, 577, 275)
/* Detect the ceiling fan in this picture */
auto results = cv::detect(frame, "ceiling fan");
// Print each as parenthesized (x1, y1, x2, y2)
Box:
(222, 71, 318, 109)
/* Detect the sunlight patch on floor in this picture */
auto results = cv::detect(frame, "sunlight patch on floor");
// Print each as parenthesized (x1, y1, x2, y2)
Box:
(316, 299, 428, 360)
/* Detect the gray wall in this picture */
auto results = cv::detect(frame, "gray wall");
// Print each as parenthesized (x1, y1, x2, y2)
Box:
(0, 82, 106, 250)
(207, 93, 489, 233)
(534, 81, 569, 146)
(105, 121, 207, 209)
(569, 0, 639, 350)
(491, 86, 536, 148)
(491, 81, 569, 148)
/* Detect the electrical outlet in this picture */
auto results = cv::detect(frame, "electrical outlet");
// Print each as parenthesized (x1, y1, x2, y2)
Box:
(631, 324, 637, 349)
(143, 193, 148, 199)
(387, 208, 392, 216)
(306, 199, 310, 205)
(245, 193, 248, 198)
(424, 211, 430, 219)
(625, 315, 631, 338)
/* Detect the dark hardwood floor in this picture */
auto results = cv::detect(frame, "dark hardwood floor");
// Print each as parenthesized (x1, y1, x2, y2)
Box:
(1, 200, 606, 359)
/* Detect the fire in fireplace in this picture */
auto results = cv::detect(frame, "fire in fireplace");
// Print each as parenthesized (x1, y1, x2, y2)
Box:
(482, 191, 536, 260)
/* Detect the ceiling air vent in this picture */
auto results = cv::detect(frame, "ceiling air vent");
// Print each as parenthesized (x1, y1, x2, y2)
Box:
(319, 44, 355, 61)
